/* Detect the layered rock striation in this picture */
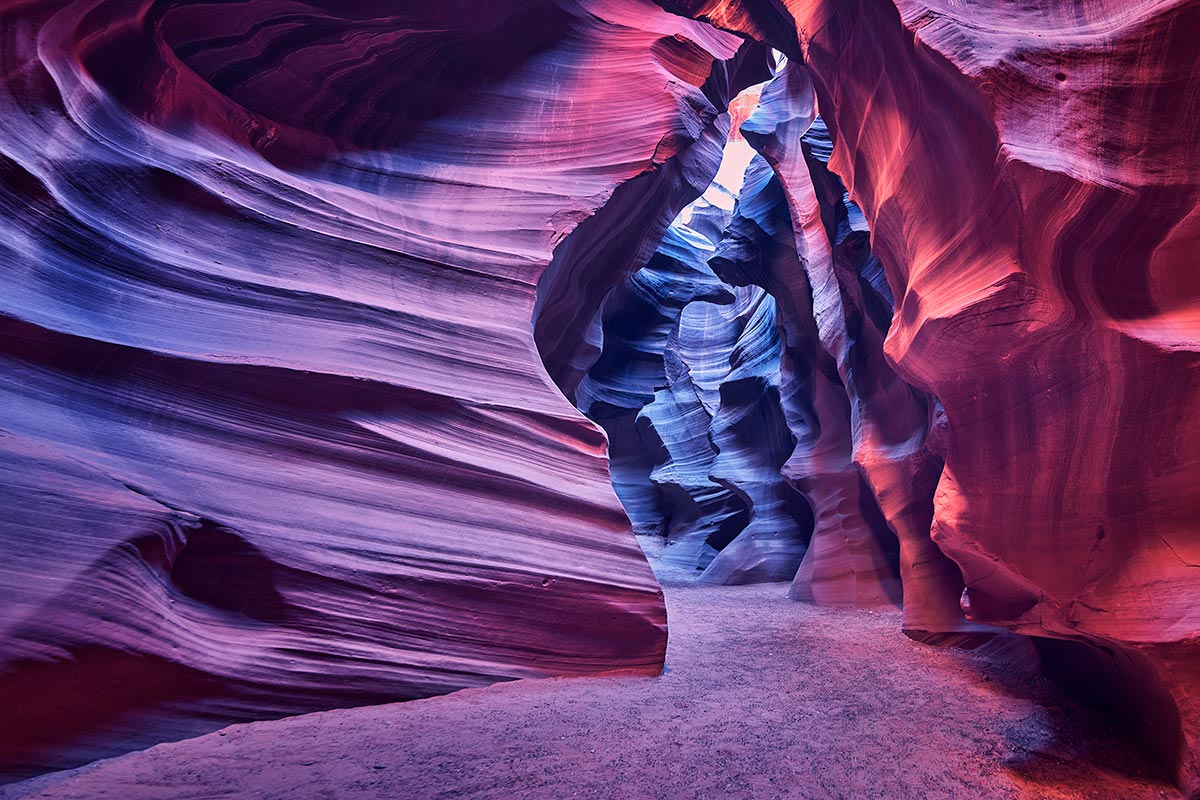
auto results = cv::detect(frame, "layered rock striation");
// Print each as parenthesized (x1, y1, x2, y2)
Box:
(0, 0, 766, 779)
(739, 61, 969, 632)
(2, 0, 1198, 794)
(578, 177, 815, 583)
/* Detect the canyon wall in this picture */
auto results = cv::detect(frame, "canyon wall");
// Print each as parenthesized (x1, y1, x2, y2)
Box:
(579, 87, 924, 596)
(658, 0, 1200, 793)
(0, 0, 764, 778)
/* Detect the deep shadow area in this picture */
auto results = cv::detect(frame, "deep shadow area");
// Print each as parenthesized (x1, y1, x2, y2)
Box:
(170, 522, 293, 624)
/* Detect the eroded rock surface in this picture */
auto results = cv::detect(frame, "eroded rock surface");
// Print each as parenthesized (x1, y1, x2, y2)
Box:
(0, 0, 762, 779)
(579, 180, 814, 584)
(656, 0, 1200, 793)
(1, 0, 1197, 794)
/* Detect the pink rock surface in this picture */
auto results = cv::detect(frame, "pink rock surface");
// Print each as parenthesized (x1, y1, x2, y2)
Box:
(0, 0, 758, 779)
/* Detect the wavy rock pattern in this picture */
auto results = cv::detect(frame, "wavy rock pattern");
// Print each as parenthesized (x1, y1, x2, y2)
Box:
(576, 219, 737, 539)
(694, 285, 814, 583)
(579, 183, 814, 583)
(0, 0, 765, 779)
(644, 312, 756, 571)
(712, 144, 903, 606)
(3, 0, 1198, 793)
(659, 0, 1200, 793)
(740, 62, 969, 629)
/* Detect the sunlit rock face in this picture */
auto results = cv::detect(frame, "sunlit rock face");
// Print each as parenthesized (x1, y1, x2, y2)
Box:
(659, 0, 1200, 792)
(0, 0, 769, 779)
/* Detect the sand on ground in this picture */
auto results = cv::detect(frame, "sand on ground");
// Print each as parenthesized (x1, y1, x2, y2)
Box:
(0, 570, 1182, 800)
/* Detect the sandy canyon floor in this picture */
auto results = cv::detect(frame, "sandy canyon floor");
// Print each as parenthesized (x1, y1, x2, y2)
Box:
(1, 552, 1182, 800)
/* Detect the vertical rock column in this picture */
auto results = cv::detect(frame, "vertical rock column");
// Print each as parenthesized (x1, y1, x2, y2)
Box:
(742, 60, 976, 632)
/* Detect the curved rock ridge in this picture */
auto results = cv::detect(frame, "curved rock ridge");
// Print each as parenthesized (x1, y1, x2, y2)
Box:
(644, 310, 758, 571)
(578, 64, 947, 600)
(595, 62, 930, 599)
(0, 0, 764, 779)
(693, 284, 815, 583)
(637, 281, 815, 582)
(656, 0, 1200, 793)
(575, 218, 738, 540)
(533, 39, 773, 399)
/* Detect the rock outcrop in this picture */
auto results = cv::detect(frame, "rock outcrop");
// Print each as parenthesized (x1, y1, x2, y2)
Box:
(0, 0, 763, 779)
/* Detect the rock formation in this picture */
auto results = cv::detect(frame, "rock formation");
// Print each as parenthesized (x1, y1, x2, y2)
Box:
(578, 170, 815, 583)
(576, 217, 737, 540)
(656, 0, 1200, 793)
(710, 145, 904, 606)
(0, 0, 766, 779)
(739, 61, 968, 632)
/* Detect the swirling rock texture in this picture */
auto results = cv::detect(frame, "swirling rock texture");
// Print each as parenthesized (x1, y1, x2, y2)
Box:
(574, 218, 737, 539)
(582, 93, 914, 591)
(644, 297, 761, 571)
(710, 144, 904, 606)
(0, 0, 772, 780)
(656, 0, 1200, 794)
(581, 68, 940, 601)
(739, 61, 974, 633)
(690, 284, 815, 583)
(578, 184, 815, 583)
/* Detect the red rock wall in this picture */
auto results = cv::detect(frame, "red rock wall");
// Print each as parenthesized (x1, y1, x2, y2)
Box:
(659, 0, 1200, 793)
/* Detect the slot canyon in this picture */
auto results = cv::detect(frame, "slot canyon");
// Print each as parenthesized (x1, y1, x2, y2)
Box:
(0, 0, 1197, 798)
